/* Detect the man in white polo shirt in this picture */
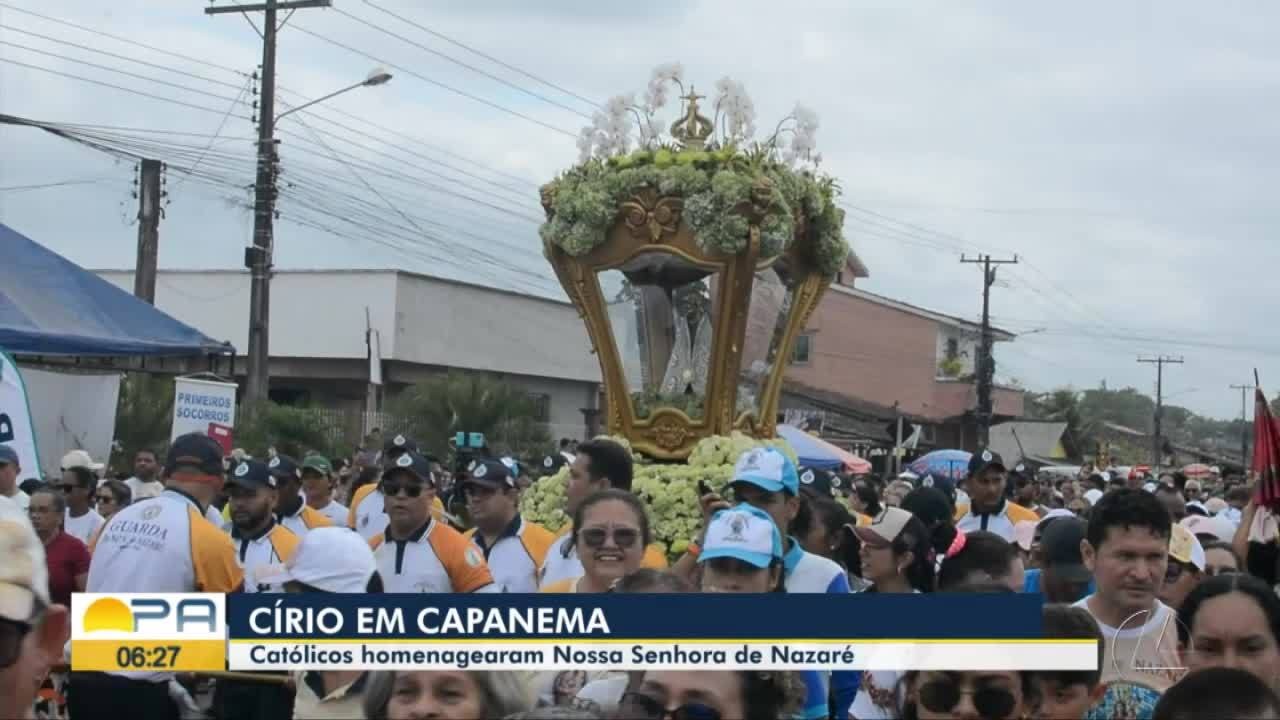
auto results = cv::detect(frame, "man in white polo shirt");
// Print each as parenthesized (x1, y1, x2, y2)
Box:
(955, 449, 1039, 542)
(462, 458, 555, 592)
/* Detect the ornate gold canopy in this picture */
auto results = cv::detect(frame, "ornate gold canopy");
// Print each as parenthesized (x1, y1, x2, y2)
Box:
(542, 181, 834, 460)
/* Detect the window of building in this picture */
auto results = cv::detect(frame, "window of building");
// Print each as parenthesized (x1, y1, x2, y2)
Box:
(529, 393, 551, 422)
(790, 333, 813, 365)
(945, 337, 959, 359)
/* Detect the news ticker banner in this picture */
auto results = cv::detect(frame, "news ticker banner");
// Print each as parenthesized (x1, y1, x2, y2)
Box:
(71, 593, 1097, 673)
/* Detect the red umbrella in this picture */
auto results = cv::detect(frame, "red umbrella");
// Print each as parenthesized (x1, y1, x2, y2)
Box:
(1251, 376, 1280, 512)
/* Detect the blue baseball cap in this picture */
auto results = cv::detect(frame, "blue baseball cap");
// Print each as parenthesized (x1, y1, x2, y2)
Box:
(730, 447, 799, 496)
(698, 504, 784, 569)
(0, 444, 17, 466)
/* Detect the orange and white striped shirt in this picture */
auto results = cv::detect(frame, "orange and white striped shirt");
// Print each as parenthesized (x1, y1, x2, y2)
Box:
(464, 516, 556, 593)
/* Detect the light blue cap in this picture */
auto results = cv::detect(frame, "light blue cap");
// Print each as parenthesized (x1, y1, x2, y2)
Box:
(730, 447, 799, 496)
(698, 503, 785, 569)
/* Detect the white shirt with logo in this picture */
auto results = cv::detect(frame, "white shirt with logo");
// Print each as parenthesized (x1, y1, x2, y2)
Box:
(233, 523, 299, 593)
(1073, 596, 1183, 692)
(64, 508, 104, 545)
(351, 487, 389, 541)
(314, 500, 348, 527)
(371, 519, 497, 593)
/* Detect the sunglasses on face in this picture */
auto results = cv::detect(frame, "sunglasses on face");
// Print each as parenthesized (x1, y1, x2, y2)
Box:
(463, 484, 498, 499)
(380, 480, 428, 498)
(578, 526, 640, 549)
(0, 617, 33, 670)
(618, 692, 721, 720)
(917, 679, 1017, 720)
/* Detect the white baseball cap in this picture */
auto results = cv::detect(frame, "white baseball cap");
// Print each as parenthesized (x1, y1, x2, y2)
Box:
(853, 507, 916, 546)
(276, 527, 376, 593)
(1179, 514, 1235, 544)
(0, 495, 49, 620)
(731, 448, 799, 495)
(698, 504, 783, 569)
(61, 449, 104, 474)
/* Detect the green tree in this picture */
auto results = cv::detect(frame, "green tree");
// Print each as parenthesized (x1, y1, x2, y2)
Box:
(1026, 388, 1098, 459)
(388, 371, 551, 461)
(112, 373, 176, 470)
(234, 401, 336, 459)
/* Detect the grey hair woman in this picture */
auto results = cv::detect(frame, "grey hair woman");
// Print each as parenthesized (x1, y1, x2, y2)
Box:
(363, 670, 531, 719)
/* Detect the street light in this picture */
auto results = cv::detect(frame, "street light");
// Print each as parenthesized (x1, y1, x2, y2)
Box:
(275, 67, 393, 122)
(242, 67, 394, 406)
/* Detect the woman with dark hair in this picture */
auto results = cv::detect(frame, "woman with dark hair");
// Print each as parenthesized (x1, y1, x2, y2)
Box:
(794, 494, 854, 564)
(850, 479, 882, 521)
(848, 507, 935, 719)
(540, 489, 650, 594)
(1177, 572, 1280, 692)
(901, 487, 958, 565)
(1152, 667, 1280, 720)
(1200, 540, 1242, 576)
(935, 531, 1024, 593)
(618, 670, 805, 720)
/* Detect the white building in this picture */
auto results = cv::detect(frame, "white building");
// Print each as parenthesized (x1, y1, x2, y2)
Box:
(95, 269, 602, 441)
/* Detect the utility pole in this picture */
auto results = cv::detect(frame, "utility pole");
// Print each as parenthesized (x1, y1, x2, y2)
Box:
(1138, 355, 1184, 469)
(960, 253, 1018, 448)
(132, 159, 163, 303)
(1231, 383, 1255, 465)
(205, 0, 332, 406)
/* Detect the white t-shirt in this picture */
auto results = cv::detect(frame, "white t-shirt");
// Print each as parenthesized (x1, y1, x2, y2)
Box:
(65, 508, 104, 545)
(2, 489, 29, 511)
(1073, 596, 1183, 692)
(205, 504, 226, 530)
(313, 500, 348, 527)
(124, 476, 165, 501)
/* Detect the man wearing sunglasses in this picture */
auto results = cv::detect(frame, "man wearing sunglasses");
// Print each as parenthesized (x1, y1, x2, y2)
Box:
(59, 463, 103, 545)
(461, 458, 555, 593)
(76, 433, 242, 720)
(0, 497, 70, 719)
(370, 451, 497, 593)
(348, 435, 446, 541)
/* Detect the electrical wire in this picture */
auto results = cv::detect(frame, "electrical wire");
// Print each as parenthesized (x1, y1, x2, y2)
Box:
(333, 6, 592, 120)
(288, 22, 578, 138)
(360, 0, 600, 111)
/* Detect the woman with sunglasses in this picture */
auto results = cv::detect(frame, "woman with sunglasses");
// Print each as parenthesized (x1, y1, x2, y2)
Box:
(617, 670, 805, 720)
(94, 479, 131, 524)
(848, 507, 935, 720)
(1177, 572, 1280, 693)
(362, 669, 530, 719)
(897, 668, 1037, 720)
(540, 490, 650, 594)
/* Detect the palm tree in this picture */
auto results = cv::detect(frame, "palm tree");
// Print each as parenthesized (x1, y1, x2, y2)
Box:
(388, 371, 551, 460)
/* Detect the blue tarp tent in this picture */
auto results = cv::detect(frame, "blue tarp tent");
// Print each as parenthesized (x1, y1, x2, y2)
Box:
(0, 223, 232, 356)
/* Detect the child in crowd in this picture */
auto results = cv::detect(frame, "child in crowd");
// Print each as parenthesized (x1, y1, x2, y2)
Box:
(1036, 605, 1106, 719)
(1151, 668, 1280, 720)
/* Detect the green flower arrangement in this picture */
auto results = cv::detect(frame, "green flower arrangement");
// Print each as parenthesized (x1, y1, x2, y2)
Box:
(519, 432, 798, 559)
(539, 64, 850, 276)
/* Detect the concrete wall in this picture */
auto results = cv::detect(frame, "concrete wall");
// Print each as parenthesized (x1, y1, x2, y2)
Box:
(786, 285, 940, 417)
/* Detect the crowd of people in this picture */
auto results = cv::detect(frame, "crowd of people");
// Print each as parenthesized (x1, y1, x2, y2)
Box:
(1, 433, 1279, 720)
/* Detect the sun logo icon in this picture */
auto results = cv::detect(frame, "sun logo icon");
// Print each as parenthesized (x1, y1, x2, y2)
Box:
(83, 597, 134, 633)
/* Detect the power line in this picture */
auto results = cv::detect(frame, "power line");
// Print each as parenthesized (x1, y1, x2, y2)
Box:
(0, 178, 114, 192)
(332, 6, 593, 119)
(288, 22, 578, 138)
(0, 2, 247, 77)
(360, 0, 600, 110)
(0, 58, 253, 118)
(0, 23, 248, 92)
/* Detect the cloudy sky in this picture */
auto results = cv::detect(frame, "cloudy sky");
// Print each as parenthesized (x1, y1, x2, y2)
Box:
(2, 0, 1278, 420)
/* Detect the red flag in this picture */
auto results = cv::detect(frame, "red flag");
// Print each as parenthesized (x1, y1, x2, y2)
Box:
(1251, 386, 1280, 512)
